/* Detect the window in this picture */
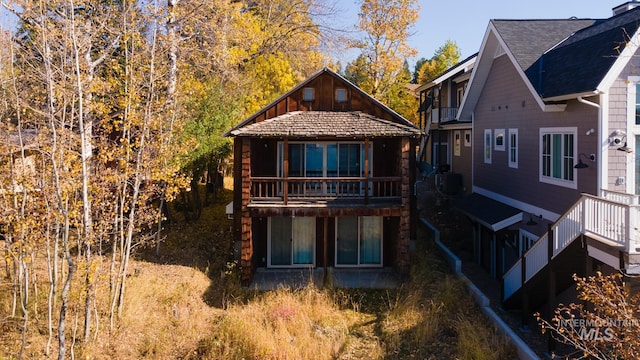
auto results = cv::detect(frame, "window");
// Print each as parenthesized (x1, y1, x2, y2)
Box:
(335, 216, 382, 266)
(336, 88, 347, 102)
(279, 142, 371, 178)
(636, 83, 640, 125)
(540, 127, 577, 188)
(494, 128, 505, 151)
(464, 130, 471, 147)
(454, 131, 461, 156)
(303, 87, 315, 101)
(456, 87, 464, 107)
(268, 217, 316, 267)
(484, 129, 492, 164)
(508, 129, 518, 168)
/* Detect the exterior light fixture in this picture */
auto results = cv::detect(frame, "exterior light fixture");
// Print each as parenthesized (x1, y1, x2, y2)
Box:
(574, 153, 596, 169)
(618, 142, 633, 153)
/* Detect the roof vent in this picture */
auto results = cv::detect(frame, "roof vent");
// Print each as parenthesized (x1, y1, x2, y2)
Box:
(613, 1, 640, 15)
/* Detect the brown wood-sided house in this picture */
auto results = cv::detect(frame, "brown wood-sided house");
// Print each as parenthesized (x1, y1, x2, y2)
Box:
(224, 68, 421, 285)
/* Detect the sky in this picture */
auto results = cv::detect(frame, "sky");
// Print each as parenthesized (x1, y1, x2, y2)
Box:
(0, 0, 629, 68)
(335, 0, 628, 67)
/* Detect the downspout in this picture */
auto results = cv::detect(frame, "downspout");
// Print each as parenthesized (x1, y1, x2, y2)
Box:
(577, 94, 602, 196)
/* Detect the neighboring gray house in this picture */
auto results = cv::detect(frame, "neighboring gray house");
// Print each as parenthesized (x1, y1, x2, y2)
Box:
(417, 54, 477, 195)
(455, 1, 640, 318)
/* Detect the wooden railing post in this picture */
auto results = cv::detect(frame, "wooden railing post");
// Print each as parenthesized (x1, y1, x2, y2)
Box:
(283, 138, 289, 205)
(364, 138, 369, 205)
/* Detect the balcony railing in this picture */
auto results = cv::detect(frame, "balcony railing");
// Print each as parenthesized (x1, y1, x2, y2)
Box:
(440, 107, 458, 121)
(250, 176, 402, 204)
(503, 191, 640, 301)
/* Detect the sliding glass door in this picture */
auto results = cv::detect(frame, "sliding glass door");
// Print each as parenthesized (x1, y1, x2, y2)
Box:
(335, 216, 382, 267)
(278, 141, 373, 196)
(268, 217, 315, 267)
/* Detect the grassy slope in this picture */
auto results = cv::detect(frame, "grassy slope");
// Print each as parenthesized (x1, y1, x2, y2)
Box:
(1, 184, 515, 359)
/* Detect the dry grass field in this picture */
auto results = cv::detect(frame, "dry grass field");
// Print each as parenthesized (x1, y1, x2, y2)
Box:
(0, 182, 515, 359)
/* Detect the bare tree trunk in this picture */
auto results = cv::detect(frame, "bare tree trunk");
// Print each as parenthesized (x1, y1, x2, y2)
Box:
(68, 0, 94, 342)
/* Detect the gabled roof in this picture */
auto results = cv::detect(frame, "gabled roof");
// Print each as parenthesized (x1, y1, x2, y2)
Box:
(534, 8, 640, 99)
(224, 67, 416, 137)
(229, 111, 421, 138)
(416, 53, 478, 93)
(459, 6, 640, 120)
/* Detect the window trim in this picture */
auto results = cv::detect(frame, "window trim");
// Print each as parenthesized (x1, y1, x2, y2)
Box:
(334, 216, 383, 267)
(335, 88, 348, 103)
(267, 217, 316, 268)
(484, 129, 492, 164)
(626, 77, 640, 194)
(454, 131, 461, 156)
(277, 141, 373, 179)
(494, 128, 505, 151)
(464, 130, 471, 147)
(539, 127, 577, 189)
(302, 87, 315, 101)
(508, 128, 518, 168)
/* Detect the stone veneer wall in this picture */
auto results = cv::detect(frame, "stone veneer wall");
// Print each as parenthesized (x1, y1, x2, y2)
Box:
(240, 139, 253, 284)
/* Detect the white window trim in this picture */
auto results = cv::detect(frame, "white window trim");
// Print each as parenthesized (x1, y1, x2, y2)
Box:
(464, 130, 471, 147)
(539, 127, 577, 189)
(494, 128, 505, 151)
(334, 216, 383, 268)
(456, 87, 464, 107)
(454, 131, 461, 156)
(508, 128, 518, 168)
(627, 76, 640, 194)
(484, 129, 492, 164)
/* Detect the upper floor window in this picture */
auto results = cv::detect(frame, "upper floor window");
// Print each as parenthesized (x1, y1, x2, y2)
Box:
(278, 142, 372, 178)
(456, 87, 464, 107)
(454, 131, 461, 156)
(336, 88, 348, 103)
(494, 128, 505, 151)
(508, 129, 518, 168)
(303, 87, 315, 101)
(484, 129, 492, 164)
(540, 127, 577, 189)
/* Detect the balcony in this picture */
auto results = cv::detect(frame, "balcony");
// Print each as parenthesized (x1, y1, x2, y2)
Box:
(250, 176, 402, 205)
(429, 107, 458, 124)
(440, 107, 458, 122)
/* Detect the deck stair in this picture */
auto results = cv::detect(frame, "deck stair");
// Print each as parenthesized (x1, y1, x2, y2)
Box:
(503, 190, 640, 302)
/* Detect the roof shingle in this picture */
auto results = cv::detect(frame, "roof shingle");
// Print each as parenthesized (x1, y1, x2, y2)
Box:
(230, 111, 422, 138)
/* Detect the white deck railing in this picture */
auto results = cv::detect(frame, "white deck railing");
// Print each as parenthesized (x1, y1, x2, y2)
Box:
(503, 192, 640, 301)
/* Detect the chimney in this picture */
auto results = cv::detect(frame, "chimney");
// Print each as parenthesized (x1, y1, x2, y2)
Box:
(613, 1, 640, 15)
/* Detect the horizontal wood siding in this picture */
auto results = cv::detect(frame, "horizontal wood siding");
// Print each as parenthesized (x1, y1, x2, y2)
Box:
(473, 55, 598, 215)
